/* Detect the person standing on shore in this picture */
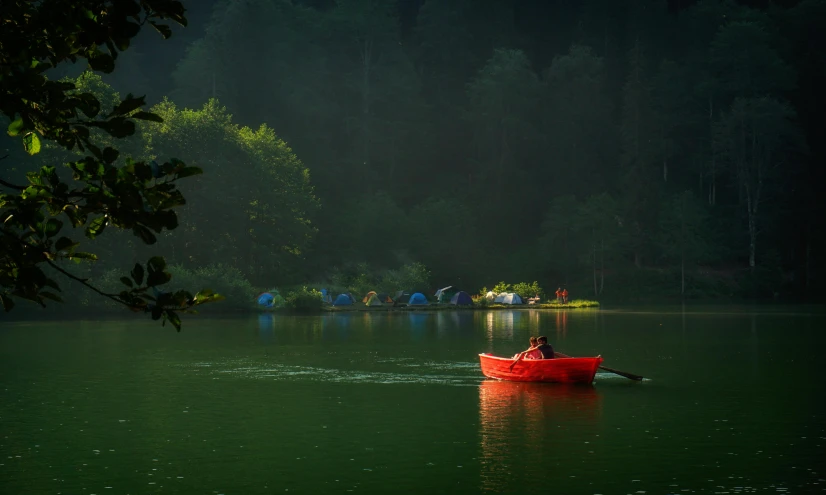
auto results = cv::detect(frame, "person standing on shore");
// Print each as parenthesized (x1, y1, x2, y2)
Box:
(555, 287, 562, 303)
(562, 288, 569, 303)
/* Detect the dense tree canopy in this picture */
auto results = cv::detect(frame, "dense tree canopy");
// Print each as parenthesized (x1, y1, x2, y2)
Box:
(5, 0, 825, 306)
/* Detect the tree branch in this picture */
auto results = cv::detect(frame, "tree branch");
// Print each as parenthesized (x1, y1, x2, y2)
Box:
(0, 178, 26, 191)
(44, 258, 133, 308)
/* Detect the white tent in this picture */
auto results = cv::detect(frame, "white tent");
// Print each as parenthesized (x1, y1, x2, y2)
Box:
(485, 291, 496, 302)
(434, 286, 452, 298)
(495, 293, 523, 305)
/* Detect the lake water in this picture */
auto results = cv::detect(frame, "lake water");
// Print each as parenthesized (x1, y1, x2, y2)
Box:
(1, 307, 825, 494)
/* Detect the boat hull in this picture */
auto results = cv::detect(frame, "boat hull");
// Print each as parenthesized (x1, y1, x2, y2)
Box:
(478, 353, 603, 383)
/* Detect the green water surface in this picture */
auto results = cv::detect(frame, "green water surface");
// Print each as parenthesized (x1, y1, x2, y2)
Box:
(1, 307, 824, 494)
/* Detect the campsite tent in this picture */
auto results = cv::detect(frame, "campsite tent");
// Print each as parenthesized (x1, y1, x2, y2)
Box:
(333, 294, 353, 306)
(485, 291, 496, 302)
(495, 293, 523, 305)
(257, 291, 284, 308)
(450, 291, 473, 306)
(377, 293, 393, 303)
(434, 286, 453, 303)
(362, 291, 378, 303)
(320, 289, 333, 304)
(347, 293, 357, 303)
(257, 292, 275, 308)
(394, 292, 411, 305)
(365, 294, 383, 306)
(408, 292, 429, 305)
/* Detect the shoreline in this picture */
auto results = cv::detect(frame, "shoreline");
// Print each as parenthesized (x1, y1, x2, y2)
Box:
(318, 301, 600, 312)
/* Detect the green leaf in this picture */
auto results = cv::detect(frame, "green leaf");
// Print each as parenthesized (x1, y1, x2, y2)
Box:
(146, 256, 171, 287)
(131, 111, 163, 123)
(112, 94, 146, 116)
(88, 51, 115, 73)
(77, 93, 101, 118)
(150, 305, 163, 320)
(102, 147, 119, 164)
(133, 224, 157, 244)
(54, 236, 78, 252)
(68, 251, 98, 261)
(120, 277, 133, 288)
(150, 22, 173, 39)
(86, 216, 107, 238)
(7, 116, 24, 136)
(147, 256, 166, 273)
(44, 218, 63, 238)
(23, 133, 41, 155)
(166, 311, 182, 331)
(131, 263, 144, 285)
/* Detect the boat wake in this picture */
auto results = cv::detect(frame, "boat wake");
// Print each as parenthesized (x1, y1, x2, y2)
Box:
(181, 359, 484, 387)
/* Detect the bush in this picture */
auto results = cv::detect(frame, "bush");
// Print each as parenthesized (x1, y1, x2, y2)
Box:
(327, 261, 431, 296)
(285, 286, 323, 312)
(491, 281, 510, 294)
(511, 281, 543, 299)
(165, 264, 257, 310)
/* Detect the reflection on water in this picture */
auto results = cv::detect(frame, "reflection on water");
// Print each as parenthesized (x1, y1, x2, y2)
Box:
(257, 313, 274, 342)
(555, 310, 568, 339)
(478, 380, 602, 492)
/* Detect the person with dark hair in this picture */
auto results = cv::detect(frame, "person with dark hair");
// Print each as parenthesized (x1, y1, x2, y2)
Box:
(536, 336, 555, 359)
(562, 288, 569, 303)
(555, 287, 562, 303)
(513, 336, 542, 360)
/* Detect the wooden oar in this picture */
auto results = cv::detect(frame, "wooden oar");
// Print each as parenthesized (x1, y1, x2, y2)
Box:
(509, 352, 525, 372)
(555, 351, 644, 381)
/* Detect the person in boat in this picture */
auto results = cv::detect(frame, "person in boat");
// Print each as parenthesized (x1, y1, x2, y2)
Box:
(536, 336, 555, 359)
(514, 336, 543, 360)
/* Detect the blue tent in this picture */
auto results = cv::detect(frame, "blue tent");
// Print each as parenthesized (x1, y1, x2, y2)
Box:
(450, 291, 473, 306)
(333, 293, 353, 306)
(257, 292, 275, 308)
(408, 292, 428, 305)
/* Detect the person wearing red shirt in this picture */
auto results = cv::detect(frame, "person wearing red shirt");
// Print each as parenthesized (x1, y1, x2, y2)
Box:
(562, 288, 569, 303)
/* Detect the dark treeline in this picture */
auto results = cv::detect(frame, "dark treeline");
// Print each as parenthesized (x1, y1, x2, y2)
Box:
(5, 0, 825, 303)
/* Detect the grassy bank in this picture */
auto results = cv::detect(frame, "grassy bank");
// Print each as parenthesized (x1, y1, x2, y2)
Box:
(319, 299, 599, 312)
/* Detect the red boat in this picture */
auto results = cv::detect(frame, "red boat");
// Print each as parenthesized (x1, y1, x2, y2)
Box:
(478, 353, 603, 383)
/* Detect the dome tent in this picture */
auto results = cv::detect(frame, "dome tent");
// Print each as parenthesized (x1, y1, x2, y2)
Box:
(450, 291, 473, 306)
(257, 292, 274, 308)
(494, 293, 523, 305)
(333, 293, 353, 306)
(485, 291, 496, 302)
(408, 292, 428, 305)
(257, 291, 284, 308)
(365, 294, 383, 306)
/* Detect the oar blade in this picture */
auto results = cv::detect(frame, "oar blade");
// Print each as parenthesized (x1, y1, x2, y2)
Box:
(555, 351, 644, 381)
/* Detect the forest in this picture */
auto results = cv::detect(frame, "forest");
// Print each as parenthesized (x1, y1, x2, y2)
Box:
(2, 0, 825, 313)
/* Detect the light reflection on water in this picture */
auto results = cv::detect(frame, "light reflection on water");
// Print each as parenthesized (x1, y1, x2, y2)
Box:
(478, 381, 602, 493)
(1, 307, 825, 494)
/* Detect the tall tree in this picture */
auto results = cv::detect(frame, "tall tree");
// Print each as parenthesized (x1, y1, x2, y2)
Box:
(620, 39, 658, 267)
(657, 190, 712, 295)
(542, 45, 615, 197)
(466, 48, 540, 208)
(142, 99, 319, 283)
(714, 97, 805, 269)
